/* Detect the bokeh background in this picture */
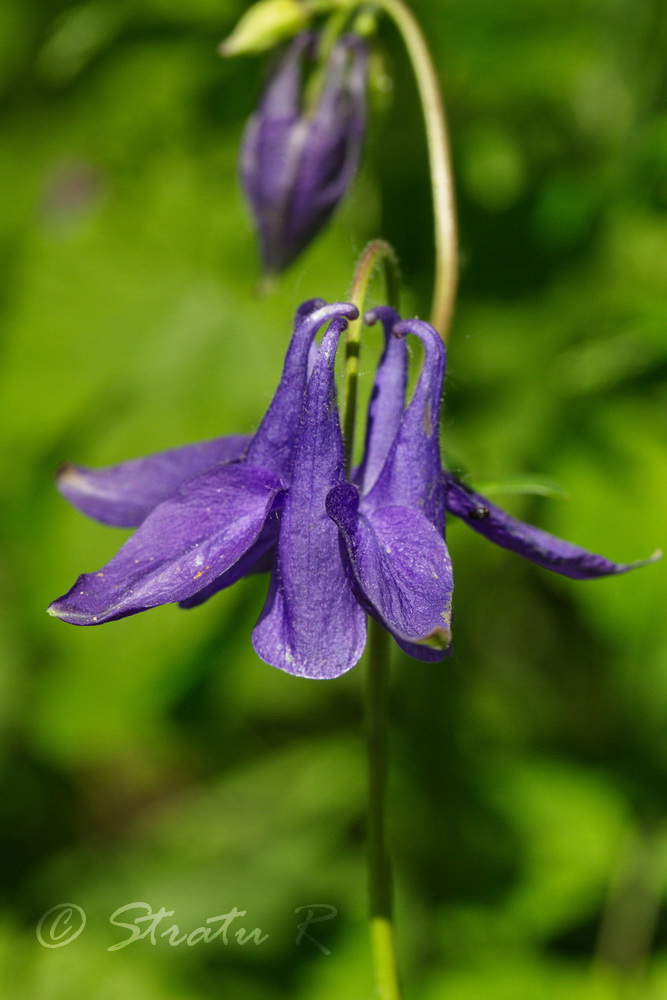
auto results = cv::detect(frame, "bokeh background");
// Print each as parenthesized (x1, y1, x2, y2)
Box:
(1, 0, 666, 997)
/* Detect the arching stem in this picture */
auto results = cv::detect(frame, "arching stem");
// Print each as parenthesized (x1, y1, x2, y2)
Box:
(374, 0, 458, 340)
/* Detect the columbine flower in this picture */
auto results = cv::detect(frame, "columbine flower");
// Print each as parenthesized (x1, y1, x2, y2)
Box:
(251, 307, 454, 675)
(49, 300, 657, 678)
(49, 301, 453, 678)
(240, 32, 368, 276)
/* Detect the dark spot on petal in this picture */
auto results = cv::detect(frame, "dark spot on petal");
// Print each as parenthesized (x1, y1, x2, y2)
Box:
(469, 506, 490, 520)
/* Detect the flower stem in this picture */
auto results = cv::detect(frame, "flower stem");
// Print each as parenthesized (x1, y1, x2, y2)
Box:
(373, 0, 458, 340)
(342, 239, 403, 998)
(366, 618, 402, 999)
(342, 238, 400, 471)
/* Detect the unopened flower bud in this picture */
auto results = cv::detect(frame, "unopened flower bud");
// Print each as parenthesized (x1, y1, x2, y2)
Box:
(219, 0, 309, 57)
(241, 32, 368, 276)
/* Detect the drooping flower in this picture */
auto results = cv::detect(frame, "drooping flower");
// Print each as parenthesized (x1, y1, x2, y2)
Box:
(240, 31, 368, 276)
(49, 300, 658, 678)
(252, 309, 454, 676)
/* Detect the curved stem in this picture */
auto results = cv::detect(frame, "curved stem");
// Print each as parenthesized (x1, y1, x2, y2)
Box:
(374, 0, 458, 341)
(366, 618, 402, 999)
(342, 239, 401, 471)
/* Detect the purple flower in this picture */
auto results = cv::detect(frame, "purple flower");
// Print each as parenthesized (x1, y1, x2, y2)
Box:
(252, 308, 454, 675)
(241, 32, 368, 276)
(49, 302, 453, 678)
(49, 301, 657, 679)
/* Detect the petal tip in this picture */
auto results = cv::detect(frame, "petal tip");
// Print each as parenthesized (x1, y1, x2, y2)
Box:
(46, 599, 90, 624)
(55, 461, 79, 484)
(414, 623, 452, 652)
(640, 548, 662, 568)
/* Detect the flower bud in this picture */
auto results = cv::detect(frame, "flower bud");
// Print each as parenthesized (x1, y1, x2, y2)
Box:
(240, 32, 368, 276)
(219, 0, 309, 57)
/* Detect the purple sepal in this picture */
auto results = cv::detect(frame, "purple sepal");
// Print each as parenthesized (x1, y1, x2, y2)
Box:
(48, 464, 284, 625)
(56, 435, 250, 528)
(179, 510, 281, 609)
(241, 32, 368, 275)
(252, 317, 366, 678)
(445, 474, 661, 579)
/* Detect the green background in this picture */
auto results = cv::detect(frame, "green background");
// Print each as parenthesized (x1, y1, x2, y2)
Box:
(1, 0, 666, 996)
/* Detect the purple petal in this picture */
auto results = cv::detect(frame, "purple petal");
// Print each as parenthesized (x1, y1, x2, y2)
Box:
(355, 307, 407, 495)
(286, 37, 368, 263)
(240, 33, 368, 274)
(445, 474, 661, 579)
(48, 464, 284, 625)
(327, 483, 452, 651)
(252, 317, 366, 678)
(364, 318, 446, 531)
(295, 298, 326, 321)
(240, 33, 312, 273)
(392, 633, 453, 662)
(56, 435, 250, 528)
(179, 510, 280, 609)
(246, 301, 358, 480)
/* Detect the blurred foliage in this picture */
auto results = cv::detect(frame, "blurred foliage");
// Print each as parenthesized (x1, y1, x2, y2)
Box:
(0, 0, 666, 997)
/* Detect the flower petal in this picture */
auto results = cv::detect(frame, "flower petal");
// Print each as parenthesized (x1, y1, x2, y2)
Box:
(246, 300, 358, 480)
(48, 464, 284, 625)
(355, 307, 407, 495)
(252, 317, 366, 678)
(445, 474, 661, 579)
(327, 483, 452, 650)
(363, 318, 446, 531)
(240, 33, 368, 274)
(392, 633, 452, 662)
(240, 33, 311, 274)
(56, 435, 250, 528)
(287, 36, 368, 258)
(179, 511, 280, 609)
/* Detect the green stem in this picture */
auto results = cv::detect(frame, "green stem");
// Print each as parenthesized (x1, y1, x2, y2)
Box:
(342, 239, 400, 471)
(373, 0, 458, 341)
(366, 619, 402, 999)
(340, 239, 403, 999)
